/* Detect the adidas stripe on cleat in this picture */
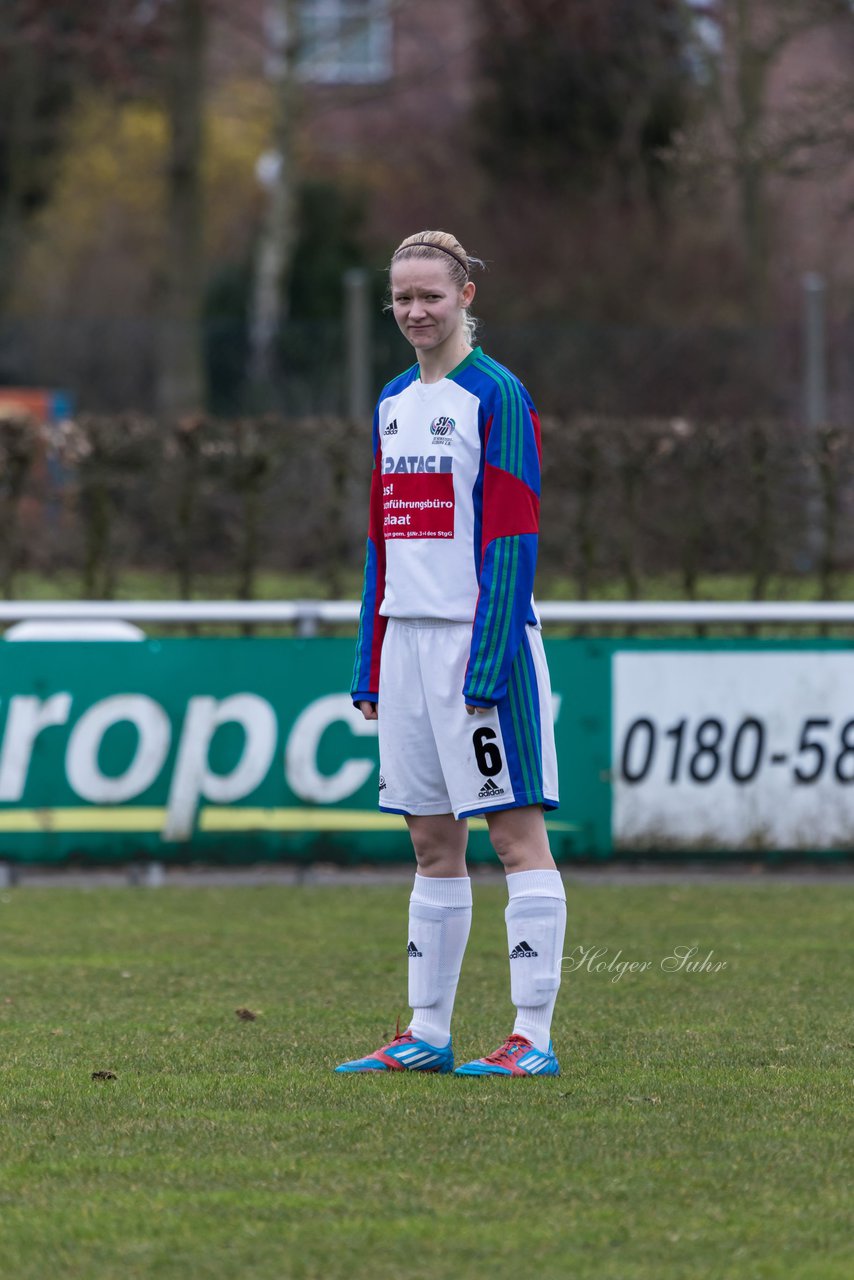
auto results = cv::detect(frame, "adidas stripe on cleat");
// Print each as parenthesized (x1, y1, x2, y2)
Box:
(454, 1033, 560, 1077)
(335, 1027, 453, 1074)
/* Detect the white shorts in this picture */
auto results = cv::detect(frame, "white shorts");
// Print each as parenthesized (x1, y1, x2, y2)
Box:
(376, 618, 559, 819)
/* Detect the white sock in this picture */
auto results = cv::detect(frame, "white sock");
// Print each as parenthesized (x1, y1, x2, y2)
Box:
(505, 869, 567, 1054)
(407, 873, 472, 1047)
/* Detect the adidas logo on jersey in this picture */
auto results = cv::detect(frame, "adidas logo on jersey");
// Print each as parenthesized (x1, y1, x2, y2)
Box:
(510, 940, 538, 959)
(384, 419, 398, 436)
(407, 941, 423, 957)
(477, 778, 505, 799)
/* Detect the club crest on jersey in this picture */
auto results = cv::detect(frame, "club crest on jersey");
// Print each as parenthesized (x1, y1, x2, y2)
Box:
(430, 415, 455, 444)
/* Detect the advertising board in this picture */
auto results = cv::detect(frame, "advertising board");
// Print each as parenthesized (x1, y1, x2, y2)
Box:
(0, 639, 601, 864)
(613, 643, 854, 852)
(2, 636, 850, 862)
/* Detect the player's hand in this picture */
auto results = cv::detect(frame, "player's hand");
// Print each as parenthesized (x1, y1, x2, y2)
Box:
(357, 701, 378, 721)
(465, 704, 492, 716)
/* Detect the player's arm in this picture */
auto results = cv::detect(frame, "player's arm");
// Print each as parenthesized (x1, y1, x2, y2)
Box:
(351, 412, 387, 715)
(463, 382, 541, 709)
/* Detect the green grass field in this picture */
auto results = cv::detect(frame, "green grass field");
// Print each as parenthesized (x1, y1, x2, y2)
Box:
(0, 880, 850, 1279)
(11, 566, 854, 604)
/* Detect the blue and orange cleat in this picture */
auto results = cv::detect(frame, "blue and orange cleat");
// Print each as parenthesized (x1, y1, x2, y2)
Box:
(454, 1033, 560, 1077)
(335, 1025, 453, 1074)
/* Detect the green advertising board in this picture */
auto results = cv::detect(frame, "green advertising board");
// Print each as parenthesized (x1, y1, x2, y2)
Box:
(0, 639, 608, 865)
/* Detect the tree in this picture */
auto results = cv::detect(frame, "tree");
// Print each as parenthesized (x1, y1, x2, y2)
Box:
(468, 0, 714, 333)
(246, 0, 300, 406)
(475, 0, 694, 206)
(157, 0, 209, 413)
(0, 1, 213, 412)
(0, 1, 166, 316)
(682, 0, 853, 323)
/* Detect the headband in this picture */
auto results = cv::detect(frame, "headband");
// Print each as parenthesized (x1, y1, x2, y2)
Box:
(393, 241, 469, 276)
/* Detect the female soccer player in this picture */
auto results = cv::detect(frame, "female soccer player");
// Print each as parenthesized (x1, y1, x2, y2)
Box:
(336, 230, 566, 1077)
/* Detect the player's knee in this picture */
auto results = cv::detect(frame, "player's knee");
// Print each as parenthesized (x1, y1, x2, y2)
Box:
(488, 811, 552, 872)
(491, 824, 550, 875)
(412, 841, 462, 875)
(489, 832, 529, 871)
(408, 818, 466, 874)
(411, 840, 442, 871)
(488, 816, 529, 865)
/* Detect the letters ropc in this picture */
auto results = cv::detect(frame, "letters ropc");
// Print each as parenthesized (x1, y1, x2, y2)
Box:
(0, 691, 377, 841)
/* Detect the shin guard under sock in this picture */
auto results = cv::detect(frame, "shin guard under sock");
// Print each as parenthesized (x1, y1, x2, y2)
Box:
(407, 873, 472, 1047)
(505, 869, 567, 1053)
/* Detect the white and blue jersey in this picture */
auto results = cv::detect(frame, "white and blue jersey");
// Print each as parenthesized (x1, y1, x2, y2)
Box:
(352, 346, 542, 708)
(351, 346, 558, 817)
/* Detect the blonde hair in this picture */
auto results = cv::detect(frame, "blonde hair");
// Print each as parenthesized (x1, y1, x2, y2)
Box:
(390, 230, 484, 343)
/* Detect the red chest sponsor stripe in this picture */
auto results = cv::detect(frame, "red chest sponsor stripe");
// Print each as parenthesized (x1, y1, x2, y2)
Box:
(383, 473, 455, 539)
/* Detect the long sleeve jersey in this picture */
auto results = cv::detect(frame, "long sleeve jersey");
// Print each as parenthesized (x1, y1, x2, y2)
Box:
(351, 346, 542, 709)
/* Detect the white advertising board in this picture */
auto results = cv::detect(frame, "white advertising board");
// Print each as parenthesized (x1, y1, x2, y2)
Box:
(613, 651, 854, 850)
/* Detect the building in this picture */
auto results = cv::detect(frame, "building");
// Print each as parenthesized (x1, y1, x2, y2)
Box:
(216, 0, 480, 249)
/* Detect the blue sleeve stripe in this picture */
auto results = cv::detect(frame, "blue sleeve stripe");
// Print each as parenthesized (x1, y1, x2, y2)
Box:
(463, 353, 541, 705)
(351, 543, 368, 678)
(469, 538, 507, 698)
(469, 536, 519, 700)
(351, 537, 379, 697)
(470, 352, 542, 492)
(480, 537, 518, 698)
(469, 538, 504, 695)
(474, 352, 525, 480)
(468, 535, 538, 703)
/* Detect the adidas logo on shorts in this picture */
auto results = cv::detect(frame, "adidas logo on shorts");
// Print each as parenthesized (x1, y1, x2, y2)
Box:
(510, 940, 538, 959)
(477, 778, 505, 799)
(407, 941, 423, 957)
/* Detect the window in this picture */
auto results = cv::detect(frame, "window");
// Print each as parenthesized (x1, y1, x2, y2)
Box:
(299, 0, 392, 84)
